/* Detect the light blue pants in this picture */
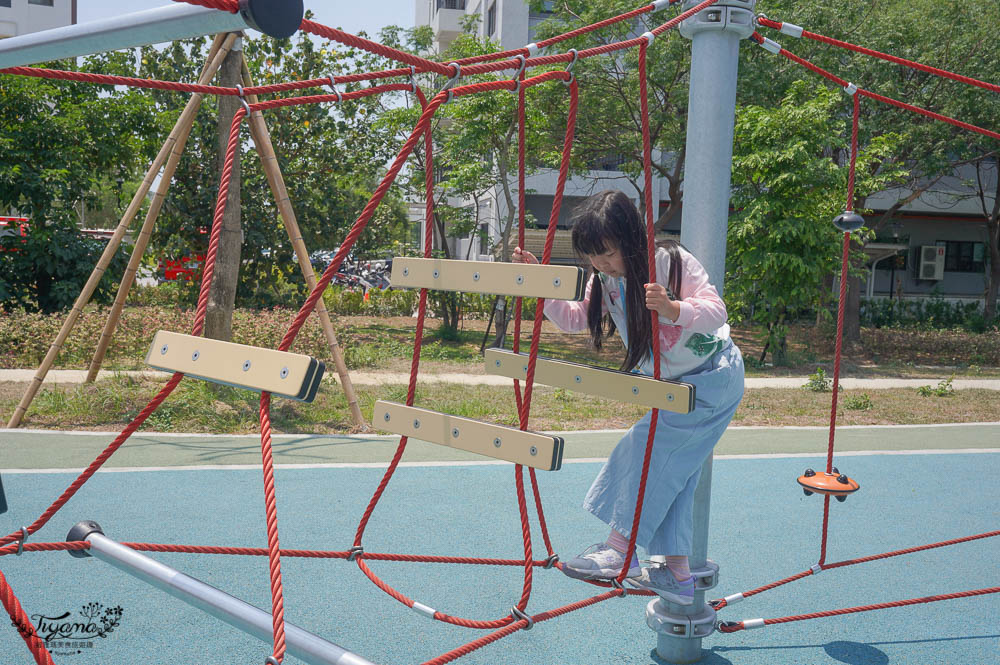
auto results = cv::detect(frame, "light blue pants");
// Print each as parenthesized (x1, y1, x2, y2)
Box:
(582, 342, 744, 555)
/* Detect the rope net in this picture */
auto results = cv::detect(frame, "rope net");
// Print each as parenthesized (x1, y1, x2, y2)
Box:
(2, 1, 999, 662)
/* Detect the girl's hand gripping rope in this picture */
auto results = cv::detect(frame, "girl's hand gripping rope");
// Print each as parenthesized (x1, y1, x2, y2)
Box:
(645, 282, 680, 322)
(512, 247, 539, 265)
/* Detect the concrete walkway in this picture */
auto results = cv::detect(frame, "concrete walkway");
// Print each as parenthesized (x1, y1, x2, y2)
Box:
(2, 368, 1000, 389)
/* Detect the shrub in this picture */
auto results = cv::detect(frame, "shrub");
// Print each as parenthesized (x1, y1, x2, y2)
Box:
(843, 393, 873, 411)
(917, 376, 955, 397)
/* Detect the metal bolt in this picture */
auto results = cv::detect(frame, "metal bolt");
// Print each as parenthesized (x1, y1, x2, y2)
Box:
(529, 446, 538, 456)
(632, 386, 639, 395)
(242, 360, 251, 372)
(413, 419, 421, 429)
(515, 274, 524, 285)
(280, 367, 289, 379)
(473, 272, 480, 281)
(494, 437, 502, 448)
(383, 412, 391, 422)
(667, 394, 674, 402)
(553, 277, 561, 287)
(495, 360, 502, 367)
(574, 375, 582, 383)
(160, 344, 168, 355)
(523, 365, 529, 372)
(191, 350, 200, 362)
(451, 427, 460, 438)
(432, 269, 440, 279)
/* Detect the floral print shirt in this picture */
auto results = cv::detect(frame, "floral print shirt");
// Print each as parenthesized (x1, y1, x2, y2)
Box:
(543, 245, 731, 380)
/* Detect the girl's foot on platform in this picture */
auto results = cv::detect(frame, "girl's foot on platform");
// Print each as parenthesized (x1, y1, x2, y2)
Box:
(561, 543, 640, 580)
(627, 566, 695, 605)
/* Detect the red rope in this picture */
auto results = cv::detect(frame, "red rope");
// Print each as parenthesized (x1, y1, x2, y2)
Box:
(719, 586, 1000, 633)
(818, 95, 859, 565)
(712, 530, 1000, 610)
(617, 40, 662, 584)
(756, 17, 1000, 95)
(121, 542, 558, 565)
(171, 0, 238, 11)
(751, 34, 1000, 142)
(1, 570, 55, 665)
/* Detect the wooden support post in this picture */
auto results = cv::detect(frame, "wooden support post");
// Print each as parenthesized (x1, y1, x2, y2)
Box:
(6, 35, 235, 428)
(82, 33, 239, 385)
(239, 55, 367, 430)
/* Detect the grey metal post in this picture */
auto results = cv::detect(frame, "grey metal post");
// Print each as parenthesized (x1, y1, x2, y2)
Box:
(645, 2, 756, 663)
(0, 0, 303, 69)
(67, 522, 376, 665)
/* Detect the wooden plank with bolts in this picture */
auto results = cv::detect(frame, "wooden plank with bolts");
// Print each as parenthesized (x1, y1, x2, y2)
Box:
(145, 331, 324, 402)
(390, 258, 585, 301)
(372, 401, 564, 471)
(484, 348, 695, 414)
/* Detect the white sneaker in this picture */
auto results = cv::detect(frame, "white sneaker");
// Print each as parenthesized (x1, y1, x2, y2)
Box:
(561, 543, 641, 580)
(627, 565, 695, 605)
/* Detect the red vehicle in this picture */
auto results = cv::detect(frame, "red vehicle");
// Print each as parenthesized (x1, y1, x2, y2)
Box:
(158, 253, 206, 281)
(158, 228, 208, 281)
(0, 217, 29, 251)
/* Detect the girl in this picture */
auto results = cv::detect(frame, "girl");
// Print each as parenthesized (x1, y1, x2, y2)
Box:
(512, 190, 744, 605)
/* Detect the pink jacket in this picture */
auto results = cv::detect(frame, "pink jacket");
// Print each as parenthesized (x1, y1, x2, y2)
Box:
(543, 246, 731, 379)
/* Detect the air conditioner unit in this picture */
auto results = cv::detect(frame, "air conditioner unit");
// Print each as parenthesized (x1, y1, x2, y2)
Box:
(919, 245, 945, 280)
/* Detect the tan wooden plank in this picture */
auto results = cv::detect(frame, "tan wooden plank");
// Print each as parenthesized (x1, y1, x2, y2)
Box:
(372, 401, 564, 471)
(145, 330, 324, 402)
(484, 348, 695, 414)
(389, 257, 585, 300)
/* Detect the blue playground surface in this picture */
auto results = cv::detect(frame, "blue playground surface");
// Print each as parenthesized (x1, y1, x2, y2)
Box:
(1, 427, 998, 665)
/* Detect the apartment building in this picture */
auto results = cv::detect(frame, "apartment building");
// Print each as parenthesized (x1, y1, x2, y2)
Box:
(417, 1, 996, 305)
(0, 0, 75, 39)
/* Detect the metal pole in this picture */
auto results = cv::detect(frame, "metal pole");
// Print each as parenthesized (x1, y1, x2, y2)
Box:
(0, 0, 302, 68)
(646, 2, 755, 663)
(67, 522, 376, 665)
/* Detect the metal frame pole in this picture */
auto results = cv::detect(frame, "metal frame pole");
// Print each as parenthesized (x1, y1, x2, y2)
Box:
(67, 522, 376, 665)
(646, 2, 756, 663)
(0, 0, 302, 68)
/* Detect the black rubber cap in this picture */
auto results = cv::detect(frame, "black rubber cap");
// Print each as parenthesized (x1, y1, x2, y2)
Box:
(833, 211, 865, 232)
(239, 0, 304, 40)
(66, 520, 104, 559)
(837, 474, 849, 484)
(835, 494, 848, 502)
(803, 468, 816, 477)
(803, 488, 813, 496)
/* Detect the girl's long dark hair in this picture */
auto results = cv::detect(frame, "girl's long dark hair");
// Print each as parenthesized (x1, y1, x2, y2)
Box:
(570, 190, 682, 373)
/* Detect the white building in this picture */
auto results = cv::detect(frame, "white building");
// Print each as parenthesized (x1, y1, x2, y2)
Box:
(416, 1, 997, 306)
(0, 0, 75, 39)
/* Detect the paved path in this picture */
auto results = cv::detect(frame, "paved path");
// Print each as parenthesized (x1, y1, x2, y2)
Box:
(2, 368, 1000, 389)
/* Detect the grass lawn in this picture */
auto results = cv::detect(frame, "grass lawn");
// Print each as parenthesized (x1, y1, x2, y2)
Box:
(2, 374, 997, 434)
(2, 308, 998, 433)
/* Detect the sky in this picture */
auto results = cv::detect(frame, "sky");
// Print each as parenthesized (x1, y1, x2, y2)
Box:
(78, 0, 415, 41)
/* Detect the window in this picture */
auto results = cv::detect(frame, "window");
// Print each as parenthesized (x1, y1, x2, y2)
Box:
(942, 240, 985, 273)
(436, 0, 466, 9)
(0, 0, 12, 8)
(487, 2, 496, 36)
(28, 0, 56, 6)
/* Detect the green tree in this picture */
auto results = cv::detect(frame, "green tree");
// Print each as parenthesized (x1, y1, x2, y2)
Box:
(530, 0, 1000, 336)
(133, 21, 410, 307)
(0, 51, 155, 312)
(728, 82, 904, 364)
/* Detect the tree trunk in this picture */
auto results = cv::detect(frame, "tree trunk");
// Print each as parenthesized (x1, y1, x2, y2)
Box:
(205, 37, 243, 342)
